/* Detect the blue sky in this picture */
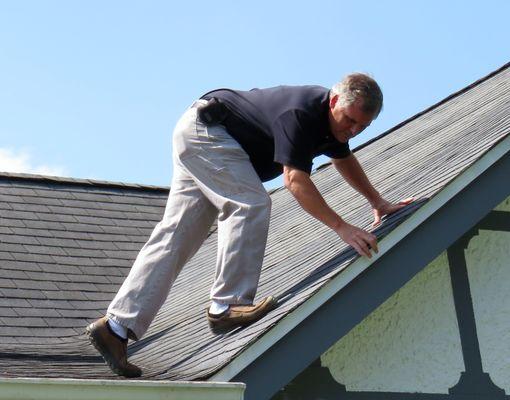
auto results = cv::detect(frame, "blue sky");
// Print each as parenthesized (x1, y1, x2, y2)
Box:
(1, 1, 508, 189)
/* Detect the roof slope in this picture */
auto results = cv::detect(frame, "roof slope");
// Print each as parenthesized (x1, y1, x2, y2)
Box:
(1, 63, 509, 380)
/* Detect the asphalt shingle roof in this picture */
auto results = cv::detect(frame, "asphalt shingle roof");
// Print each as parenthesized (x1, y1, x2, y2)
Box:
(1, 62, 509, 380)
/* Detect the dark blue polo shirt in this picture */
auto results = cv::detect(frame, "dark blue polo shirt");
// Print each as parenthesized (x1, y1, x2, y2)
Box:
(201, 85, 351, 182)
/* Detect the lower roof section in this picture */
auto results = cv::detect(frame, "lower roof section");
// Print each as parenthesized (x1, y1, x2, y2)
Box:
(0, 377, 245, 400)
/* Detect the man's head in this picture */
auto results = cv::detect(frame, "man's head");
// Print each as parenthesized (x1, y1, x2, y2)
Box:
(328, 73, 383, 143)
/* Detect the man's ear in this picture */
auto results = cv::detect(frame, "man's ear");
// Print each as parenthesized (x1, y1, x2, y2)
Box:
(329, 93, 339, 110)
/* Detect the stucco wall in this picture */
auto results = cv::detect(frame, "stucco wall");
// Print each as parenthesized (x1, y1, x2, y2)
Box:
(321, 195, 510, 394)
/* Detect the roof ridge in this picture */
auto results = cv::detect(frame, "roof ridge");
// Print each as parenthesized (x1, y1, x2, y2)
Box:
(353, 60, 510, 153)
(314, 61, 510, 173)
(0, 171, 169, 192)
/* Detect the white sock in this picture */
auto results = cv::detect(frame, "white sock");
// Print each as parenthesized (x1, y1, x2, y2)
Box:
(209, 300, 229, 315)
(108, 318, 128, 339)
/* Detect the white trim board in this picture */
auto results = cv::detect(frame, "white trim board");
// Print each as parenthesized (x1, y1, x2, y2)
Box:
(0, 377, 245, 400)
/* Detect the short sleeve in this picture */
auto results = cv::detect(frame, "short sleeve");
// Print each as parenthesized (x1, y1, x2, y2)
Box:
(272, 110, 315, 174)
(324, 142, 351, 159)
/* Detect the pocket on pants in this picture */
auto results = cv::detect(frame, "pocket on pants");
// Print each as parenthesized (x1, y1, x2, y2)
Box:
(192, 151, 247, 196)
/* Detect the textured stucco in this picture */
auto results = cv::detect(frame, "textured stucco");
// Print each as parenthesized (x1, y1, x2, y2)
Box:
(321, 195, 510, 394)
(465, 196, 510, 391)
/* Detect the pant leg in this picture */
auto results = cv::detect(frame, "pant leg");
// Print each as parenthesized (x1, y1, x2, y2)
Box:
(177, 119, 272, 306)
(107, 108, 217, 340)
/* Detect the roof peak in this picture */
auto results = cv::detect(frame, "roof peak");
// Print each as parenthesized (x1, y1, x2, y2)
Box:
(353, 60, 510, 153)
(0, 171, 169, 192)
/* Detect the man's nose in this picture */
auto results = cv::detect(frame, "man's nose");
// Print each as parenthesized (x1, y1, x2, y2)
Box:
(350, 126, 360, 136)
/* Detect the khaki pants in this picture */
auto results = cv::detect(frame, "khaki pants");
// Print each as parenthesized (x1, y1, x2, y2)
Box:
(107, 101, 271, 340)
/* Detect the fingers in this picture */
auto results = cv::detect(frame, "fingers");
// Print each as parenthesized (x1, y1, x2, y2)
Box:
(353, 232, 378, 258)
(338, 223, 378, 259)
(383, 197, 416, 216)
(367, 234, 378, 253)
(351, 241, 369, 258)
(398, 197, 415, 205)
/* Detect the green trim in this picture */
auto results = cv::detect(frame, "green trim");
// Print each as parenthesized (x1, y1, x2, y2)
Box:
(0, 377, 245, 400)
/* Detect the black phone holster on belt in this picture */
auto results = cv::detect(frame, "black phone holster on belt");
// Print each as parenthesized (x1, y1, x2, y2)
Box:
(197, 98, 230, 125)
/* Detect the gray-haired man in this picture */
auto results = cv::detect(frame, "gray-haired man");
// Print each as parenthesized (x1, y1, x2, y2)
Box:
(87, 73, 412, 377)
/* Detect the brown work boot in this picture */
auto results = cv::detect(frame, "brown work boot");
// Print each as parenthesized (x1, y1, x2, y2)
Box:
(86, 317, 142, 378)
(207, 296, 277, 332)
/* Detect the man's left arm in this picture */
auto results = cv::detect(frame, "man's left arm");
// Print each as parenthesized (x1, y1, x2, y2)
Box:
(332, 154, 413, 226)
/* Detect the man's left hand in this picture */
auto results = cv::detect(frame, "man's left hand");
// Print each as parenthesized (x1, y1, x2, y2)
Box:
(371, 197, 415, 227)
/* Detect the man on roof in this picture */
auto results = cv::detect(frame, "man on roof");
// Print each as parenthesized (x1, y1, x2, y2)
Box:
(87, 73, 412, 377)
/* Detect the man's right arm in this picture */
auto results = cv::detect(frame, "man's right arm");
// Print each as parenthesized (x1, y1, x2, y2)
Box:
(283, 165, 378, 258)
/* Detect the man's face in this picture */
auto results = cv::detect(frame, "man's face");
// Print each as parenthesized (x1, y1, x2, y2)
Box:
(328, 94, 375, 143)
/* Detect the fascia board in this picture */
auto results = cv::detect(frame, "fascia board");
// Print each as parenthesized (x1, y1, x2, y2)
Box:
(211, 133, 510, 383)
(0, 377, 245, 400)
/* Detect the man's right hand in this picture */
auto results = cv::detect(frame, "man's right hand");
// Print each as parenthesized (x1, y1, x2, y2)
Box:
(335, 221, 378, 258)
(283, 165, 378, 259)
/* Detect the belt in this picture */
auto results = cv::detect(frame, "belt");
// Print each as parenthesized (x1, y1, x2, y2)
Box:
(196, 98, 230, 125)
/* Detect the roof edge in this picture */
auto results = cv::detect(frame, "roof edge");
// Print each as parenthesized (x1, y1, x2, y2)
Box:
(210, 132, 510, 383)
(0, 171, 169, 192)
(0, 377, 245, 400)
(315, 60, 510, 172)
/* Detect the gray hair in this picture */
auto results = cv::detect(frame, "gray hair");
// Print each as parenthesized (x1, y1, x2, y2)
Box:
(331, 73, 383, 117)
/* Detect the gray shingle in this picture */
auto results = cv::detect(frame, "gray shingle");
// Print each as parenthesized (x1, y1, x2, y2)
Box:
(24, 271, 70, 282)
(48, 214, 79, 223)
(68, 300, 110, 310)
(15, 280, 59, 291)
(23, 327, 77, 337)
(10, 203, 52, 213)
(0, 218, 25, 228)
(58, 309, 102, 319)
(114, 242, 144, 251)
(22, 245, 68, 257)
(0, 307, 18, 317)
(0, 326, 33, 337)
(0, 194, 21, 203)
(0, 243, 26, 253)
(44, 318, 88, 328)
(0, 251, 15, 261)
(0, 278, 16, 288)
(46, 205, 90, 216)
(55, 282, 97, 292)
(41, 290, 88, 301)
(22, 220, 66, 231)
(13, 307, 61, 318)
(0, 227, 13, 235)
(63, 248, 107, 258)
(61, 223, 105, 234)
(62, 273, 108, 284)
(1, 317, 48, 327)
(0, 187, 37, 197)
(1, 260, 41, 272)
(39, 263, 82, 275)
(83, 291, 115, 301)
(76, 240, 119, 251)
(0, 288, 47, 299)
(2, 210, 39, 221)
(35, 237, 80, 248)
(27, 299, 72, 309)
(0, 234, 39, 245)
(2, 298, 31, 308)
(50, 255, 96, 266)
(0, 202, 12, 210)
(12, 253, 55, 264)
(22, 195, 64, 206)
